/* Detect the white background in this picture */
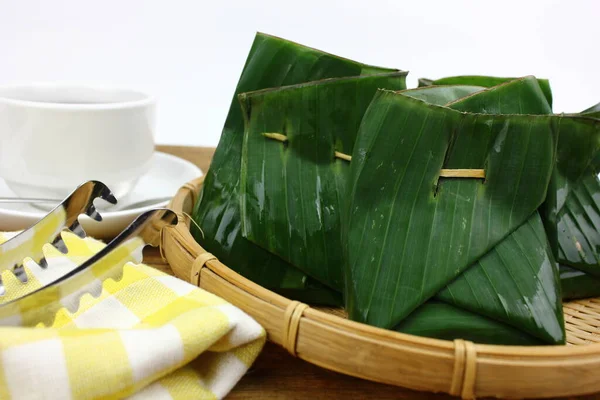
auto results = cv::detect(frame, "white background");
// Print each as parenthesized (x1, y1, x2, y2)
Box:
(0, 0, 598, 146)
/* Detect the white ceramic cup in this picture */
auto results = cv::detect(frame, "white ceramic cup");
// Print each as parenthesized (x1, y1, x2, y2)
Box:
(0, 83, 155, 201)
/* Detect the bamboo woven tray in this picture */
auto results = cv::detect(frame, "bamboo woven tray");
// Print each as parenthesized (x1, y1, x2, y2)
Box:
(163, 176, 600, 399)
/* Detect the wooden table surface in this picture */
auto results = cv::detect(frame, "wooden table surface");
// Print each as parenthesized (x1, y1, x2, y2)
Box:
(153, 145, 600, 400)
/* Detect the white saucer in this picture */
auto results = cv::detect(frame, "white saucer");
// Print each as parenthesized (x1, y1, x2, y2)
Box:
(0, 151, 202, 238)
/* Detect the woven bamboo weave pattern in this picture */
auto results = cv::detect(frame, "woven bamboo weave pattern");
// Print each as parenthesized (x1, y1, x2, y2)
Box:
(564, 299, 600, 345)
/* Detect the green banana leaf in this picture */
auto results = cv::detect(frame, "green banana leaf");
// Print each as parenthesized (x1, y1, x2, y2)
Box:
(191, 32, 398, 304)
(447, 76, 552, 114)
(395, 301, 543, 345)
(401, 85, 484, 105)
(364, 78, 564, 343)
(418, 75, 553, 109)
(560, 264, 600, 300)
(554, 105, 600, 278)
(344, 91, 595, 330)
(435, 212, 564, 343)
(543, 112, 600, 273)
(556, 160, 600, 276)
(388, 82, 564, 344)
(239, 72, 407, 291)
(419, 77, 563, 344)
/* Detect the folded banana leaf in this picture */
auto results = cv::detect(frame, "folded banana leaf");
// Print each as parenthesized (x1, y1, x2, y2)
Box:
(191, 32, 398, 304)
(239, 72, 407, 291)
(553, 104, 600, 299)
(343, 91, 600, 332)
(560, 264, 600, 301)
(447, 76, 552, 114)
(543, 111, 600, 277)
(395, 301, 543, 345)
(380, 82, 561, 344)
(418, 75, 553, 108)
(352, 78, 565, 343)
(411, 77, 565, 344)
(555, 157, 600, 276)
(552, 105, 600, 279)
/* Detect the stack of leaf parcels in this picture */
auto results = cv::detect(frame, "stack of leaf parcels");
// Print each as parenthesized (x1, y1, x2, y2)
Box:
(192, 33, 600, 345)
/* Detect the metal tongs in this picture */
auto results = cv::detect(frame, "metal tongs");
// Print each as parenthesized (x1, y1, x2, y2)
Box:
(0, 181, 116, 291)
(0, 181, 177, 326)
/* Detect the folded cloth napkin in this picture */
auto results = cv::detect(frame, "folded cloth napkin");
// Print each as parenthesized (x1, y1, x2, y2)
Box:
(0, 231, 266, 400)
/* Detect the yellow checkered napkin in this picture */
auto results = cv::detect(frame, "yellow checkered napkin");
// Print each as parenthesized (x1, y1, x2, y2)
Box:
(0, 232, 266, 400)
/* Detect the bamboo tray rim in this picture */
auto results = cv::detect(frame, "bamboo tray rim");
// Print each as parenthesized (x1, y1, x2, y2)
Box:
(163, 176, 600, 399)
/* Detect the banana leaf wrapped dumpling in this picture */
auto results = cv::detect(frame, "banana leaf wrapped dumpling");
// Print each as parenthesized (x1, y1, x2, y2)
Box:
(239, 72, 408, 291)
(191, 32, 403, 305)
(344, 78, 600, 344)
